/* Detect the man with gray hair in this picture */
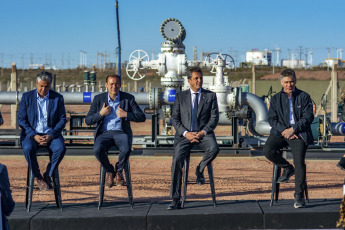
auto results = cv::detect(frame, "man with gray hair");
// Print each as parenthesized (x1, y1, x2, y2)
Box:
(263, 69, 314, 208)
(18, 71, 67, 191)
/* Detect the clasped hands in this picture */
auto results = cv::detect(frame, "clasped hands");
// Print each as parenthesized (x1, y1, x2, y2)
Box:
(185, 131, 206, 143)
(34, 135, 52, 146)
(99, 103, 127, 118)
(281, 127, 298, 140)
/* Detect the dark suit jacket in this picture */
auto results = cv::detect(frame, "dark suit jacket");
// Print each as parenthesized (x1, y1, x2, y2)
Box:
(85, 91, 146, 140)
(0, 164, 15, 230)
(18, 90, 67, 142)
(0, 110, 3, 125)
(171, 88, 219, 139)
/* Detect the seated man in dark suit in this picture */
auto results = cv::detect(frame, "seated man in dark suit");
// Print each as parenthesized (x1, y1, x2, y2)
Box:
(0, 163, 15, 230)
(168, 67, 220, 210)
(263, 69, 314, 208)
(0, 110, 3, 126)
(18, 71, 67, 191)
(85, 74, 146, 188)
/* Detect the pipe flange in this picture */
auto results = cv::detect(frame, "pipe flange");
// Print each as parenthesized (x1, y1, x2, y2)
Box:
(149, 87, 162, 110)
(161, 42, 185, 53)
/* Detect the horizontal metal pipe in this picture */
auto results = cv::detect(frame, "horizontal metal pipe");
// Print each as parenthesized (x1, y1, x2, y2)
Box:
(330, 122, 345, 136)
(241, 92, 271, 136)
(218, 112, 232, 125)
(0, 91, 150, 105)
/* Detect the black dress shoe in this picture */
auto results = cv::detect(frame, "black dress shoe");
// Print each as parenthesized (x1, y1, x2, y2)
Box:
(167, 199, 181, 210)
(277, 166, 295, 183)
(43, 172, 53, 189)
(337, 157, 345, 171)
(195, 165, 205, 185)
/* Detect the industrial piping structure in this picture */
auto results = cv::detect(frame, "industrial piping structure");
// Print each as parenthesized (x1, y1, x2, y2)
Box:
(0, 18, 345, 152)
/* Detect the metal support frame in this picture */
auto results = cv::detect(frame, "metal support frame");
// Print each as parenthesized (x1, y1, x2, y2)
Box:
(25, 149, 63, 212)
(98, 152, 133, 209)
(181, 153, 216, 208)
(151, 112, 160, 147)
(270, 151, 309, 206)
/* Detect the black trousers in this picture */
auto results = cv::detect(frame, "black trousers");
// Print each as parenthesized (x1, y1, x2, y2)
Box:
(170, 134, 220, 200)
(93, 130, 131, 173)
(263, 135, 307, 195)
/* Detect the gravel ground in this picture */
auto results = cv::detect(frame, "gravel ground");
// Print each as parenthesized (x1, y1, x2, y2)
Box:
(1, 155, 344, 204)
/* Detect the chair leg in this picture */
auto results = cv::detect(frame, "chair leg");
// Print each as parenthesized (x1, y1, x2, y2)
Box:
(270, 164, 279, 206)
(207, 162, 217, 207)
(181, 155, 190, 209)
(25, 167, 30, 209)
(53, 168, 63, 211)
(275, 166, 281, 203)
(304, 180, 310, 203)
(124, 161, 134, 209)
(98, 166, 106, 210)
(27, 168, 34, 212)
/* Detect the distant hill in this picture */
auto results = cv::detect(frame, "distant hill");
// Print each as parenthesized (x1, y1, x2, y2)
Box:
(261, 70, 345, 80)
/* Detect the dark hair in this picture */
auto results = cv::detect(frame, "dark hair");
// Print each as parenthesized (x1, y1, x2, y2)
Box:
(280, 69, 296, 81)
(36, 71, 53, 83)
(106, 74, 121, 83)
(188, 67, 203, 79)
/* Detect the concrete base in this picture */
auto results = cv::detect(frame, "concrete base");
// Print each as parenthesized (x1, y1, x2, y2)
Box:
(8, 199, 341, 230)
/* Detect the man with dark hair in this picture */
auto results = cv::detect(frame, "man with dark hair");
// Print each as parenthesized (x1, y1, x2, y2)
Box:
(18, 71, 67, 191)
(263, 68, 314, 208)
(85, 74, 146, 188)
(168, 67, 220, 210)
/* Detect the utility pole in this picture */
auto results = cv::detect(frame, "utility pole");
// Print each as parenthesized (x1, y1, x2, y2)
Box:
(272, 50, 275, 74)
(326, 48, 331, 71)
(96, 52, 99, 69)
(68, 53, 71, 69)
(0, 53, 3, 76)
(298, 46, 303, 68)
(233, 50, 238, 70)
(61, 53, 64, 70)
(21, 54, 25, 74)
(30, 53, 33, 66)
(305, 48, 308, 69)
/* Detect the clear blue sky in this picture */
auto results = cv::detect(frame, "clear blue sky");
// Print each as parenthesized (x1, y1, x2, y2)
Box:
(0, 0, 344, 69)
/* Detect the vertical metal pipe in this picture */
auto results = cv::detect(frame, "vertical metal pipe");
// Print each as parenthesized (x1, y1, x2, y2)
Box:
(115, 0, 121, 78)
(331, 64, 338, 122)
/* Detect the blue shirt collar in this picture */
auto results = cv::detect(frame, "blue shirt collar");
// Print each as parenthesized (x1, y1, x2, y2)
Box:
(108, 93, 120, 103)
(36, 90, 49, 100)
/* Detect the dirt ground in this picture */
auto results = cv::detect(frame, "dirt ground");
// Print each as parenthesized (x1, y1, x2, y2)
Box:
(1, 155, 344, 204)
(0, 99, 344, 205)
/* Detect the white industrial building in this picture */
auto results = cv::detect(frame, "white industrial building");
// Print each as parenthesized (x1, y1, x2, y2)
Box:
(324, 58, 343, 68)
(246, 49, 272, 66)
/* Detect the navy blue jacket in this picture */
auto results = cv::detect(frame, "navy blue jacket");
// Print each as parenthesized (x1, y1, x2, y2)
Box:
(85, 91, 146, 140)
(0, 111, 3, 125)
(268, 87, 314, 145)
(0, 164, 15, 230)
(18, 89, 67, 142)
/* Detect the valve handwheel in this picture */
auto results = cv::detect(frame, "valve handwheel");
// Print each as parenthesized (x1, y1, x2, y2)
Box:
(204, 53, 235, 74)
(126, 50, 149, 80)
